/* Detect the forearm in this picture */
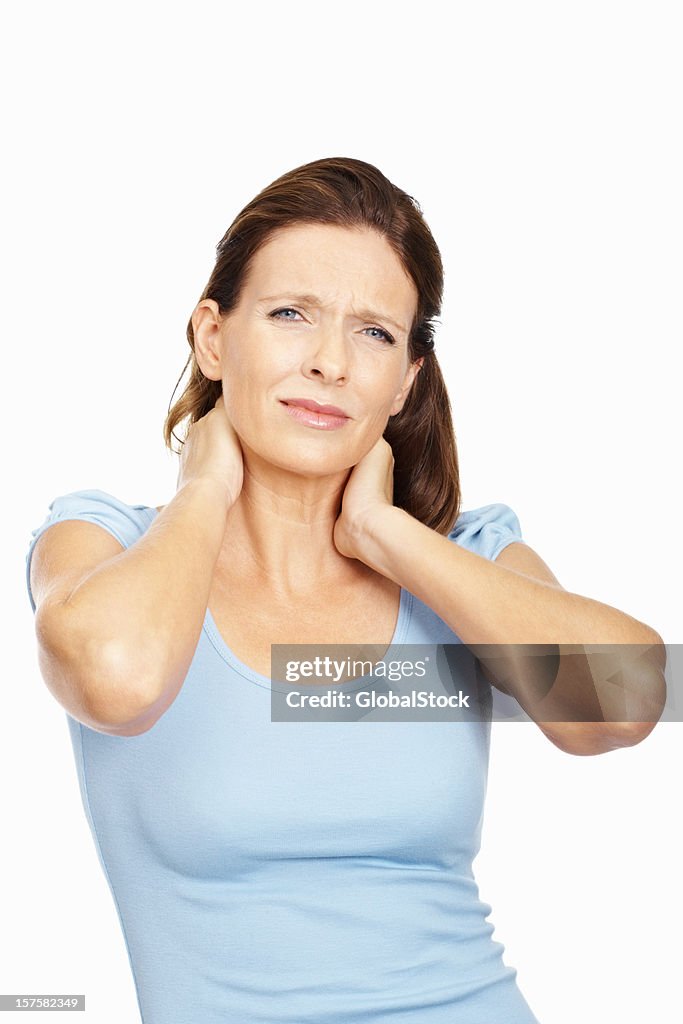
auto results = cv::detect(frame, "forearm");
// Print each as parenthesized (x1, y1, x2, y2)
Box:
(59, 477, 232, 715)
(356, 507, 666, 728)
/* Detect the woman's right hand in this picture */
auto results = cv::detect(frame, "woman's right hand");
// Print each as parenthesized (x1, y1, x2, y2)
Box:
(176, 394, 245, 508)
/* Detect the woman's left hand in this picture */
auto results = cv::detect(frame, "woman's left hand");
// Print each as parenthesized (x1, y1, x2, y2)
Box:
(333, 435, 396, 561)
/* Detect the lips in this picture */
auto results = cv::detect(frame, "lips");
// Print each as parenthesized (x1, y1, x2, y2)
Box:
(280, 398, 349, 418)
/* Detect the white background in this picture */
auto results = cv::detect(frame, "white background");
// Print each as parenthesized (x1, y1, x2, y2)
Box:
(3, 2, 681, 1021)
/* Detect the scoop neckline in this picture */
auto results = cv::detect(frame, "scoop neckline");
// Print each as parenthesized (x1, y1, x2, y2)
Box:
(143, 505, 414, 693)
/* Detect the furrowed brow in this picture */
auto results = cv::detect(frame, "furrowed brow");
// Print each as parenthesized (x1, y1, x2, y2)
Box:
(259, 293, 408, 336)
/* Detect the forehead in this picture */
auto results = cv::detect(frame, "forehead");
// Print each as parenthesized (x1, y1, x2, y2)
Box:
(242, 223, 418, 316)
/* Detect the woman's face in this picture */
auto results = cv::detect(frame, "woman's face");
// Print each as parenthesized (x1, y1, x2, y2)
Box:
(195, 222, 423, 476)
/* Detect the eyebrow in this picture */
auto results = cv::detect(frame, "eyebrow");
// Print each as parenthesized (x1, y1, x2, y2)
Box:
(258, 293, 409, 336)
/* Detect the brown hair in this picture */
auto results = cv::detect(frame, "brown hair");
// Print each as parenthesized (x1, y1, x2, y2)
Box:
(163, 156, 461, 534)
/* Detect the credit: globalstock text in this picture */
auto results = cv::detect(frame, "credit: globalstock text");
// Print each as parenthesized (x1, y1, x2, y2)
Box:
(284, 690, 472, 709)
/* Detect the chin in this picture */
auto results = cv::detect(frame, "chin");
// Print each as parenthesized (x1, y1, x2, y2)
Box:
(250, 439, 356, 476)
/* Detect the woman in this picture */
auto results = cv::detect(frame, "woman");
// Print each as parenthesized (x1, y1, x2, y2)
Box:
(26, 157, 665, 1024)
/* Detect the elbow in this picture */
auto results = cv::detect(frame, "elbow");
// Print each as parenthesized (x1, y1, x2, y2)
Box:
(82, 672, 158, 736)
(538, 721, 628, 756)
(82, 639, 162, 736)
(606, 719, 659, 749)
(35, 610, 160, 737)
(539, 712, 663, 757)
(609, 635, 668, 747)
(540, 633, 668, 756)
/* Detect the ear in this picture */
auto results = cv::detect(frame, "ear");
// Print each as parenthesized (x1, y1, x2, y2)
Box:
(192, 299, 225, 382)
(389, 357, 424, 417)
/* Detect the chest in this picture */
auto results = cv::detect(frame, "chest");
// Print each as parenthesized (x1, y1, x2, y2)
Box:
(90, 704, 490, 878)
(84, 574, 492, 881)
(206, 571, 403, 678)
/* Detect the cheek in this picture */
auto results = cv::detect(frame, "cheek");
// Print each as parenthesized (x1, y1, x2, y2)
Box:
(355, 360, 405, 403)
(221, 344, 277, 405)
(370, 376, 406, 415)
(232, 337, 294, 388)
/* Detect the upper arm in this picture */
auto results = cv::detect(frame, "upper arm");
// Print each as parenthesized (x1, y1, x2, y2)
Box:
(493, 540, 564, 588)
(474, 540, 564, 696)
(30, 519, 125, 623)
(28, 521, 147, 734)
(451, 509, 626, 754)
(482, 540, 600, 751)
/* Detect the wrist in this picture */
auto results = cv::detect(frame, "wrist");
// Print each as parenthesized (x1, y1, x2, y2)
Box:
(180, 475, 237, 514)
(351, 504, 411, 577)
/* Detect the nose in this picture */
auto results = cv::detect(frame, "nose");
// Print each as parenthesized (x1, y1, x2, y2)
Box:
(303, 325, 349, 384)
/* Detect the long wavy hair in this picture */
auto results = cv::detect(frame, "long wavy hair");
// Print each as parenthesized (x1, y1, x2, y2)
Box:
(163, 156, 461, 534)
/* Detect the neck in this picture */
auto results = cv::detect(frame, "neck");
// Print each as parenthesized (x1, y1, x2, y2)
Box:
(218, 451, 371, 598)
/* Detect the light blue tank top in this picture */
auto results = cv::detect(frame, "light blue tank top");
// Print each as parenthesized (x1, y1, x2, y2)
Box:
(25, 489, 540, 1024)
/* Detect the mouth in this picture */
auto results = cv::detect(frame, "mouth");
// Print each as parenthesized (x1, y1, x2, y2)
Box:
(279, 399, 350, 431)
(281, 397, 349, 417)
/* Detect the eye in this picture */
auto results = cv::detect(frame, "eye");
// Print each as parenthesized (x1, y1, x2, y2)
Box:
(364, 325, 395, 345)
(269, 307, 304, 322)
(268, 308, 395, 345)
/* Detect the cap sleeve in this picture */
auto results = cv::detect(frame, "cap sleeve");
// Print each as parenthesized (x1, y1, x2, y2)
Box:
(448, 502, 523, 561)
(25, 488, 152, 613)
